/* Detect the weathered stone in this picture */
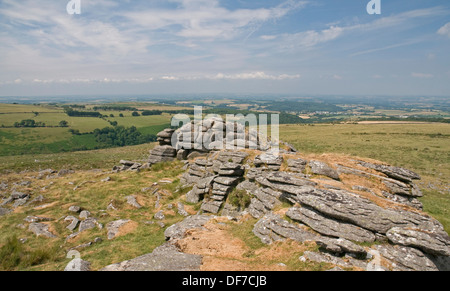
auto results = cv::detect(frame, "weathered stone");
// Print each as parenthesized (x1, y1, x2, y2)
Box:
(69, 205, 81, 213)
(264, 171, 316, 187)
(177, 202, 189, 217)
(100, 243, 202, 271)
(154, 211, 165, 220)
(253, 213, 316, 245)
(150, 145, 177, 157)
(383, 180, 414, 197)
(315, 237, 367, 256)
(187, 151, 208, 159)
(12, 197, 29, 208)
(381, 191, 423, 210)
(29, 223, 56, 238)
(212, 182, 231, 193)
(309, 160, 340, 180)
(0, 182, 8, 191)
(11, 191, 29, 200)
(200, 200, 222, 214)
(214, 176, 241, 186)
(221, 203, 244, 218)
(24, 216, 52, 223)
(164, 215, 212, 241)
(176, 149, 189, 160)
(386, 226, 450, 256)
(157, 128, 175, 139)
(79, 218, 99, 232)
(148, 155, 174, 164)
(27, 195, 44, 206)
(106, 219, 131, 240)
(248, 188, 282, 219)
(126, 195, 142, 209)
(64, 259, 91, 271)
(286, 206, 375, 243)
(64, 216, 80, 231)
(254, 153, 283, 168)
(0, 207, 11, 217)
(246, 167, 264, 181)
(375, 244, 440, 271)
(293, 186, 444, 234)
(359, 161, 421, 183)
(79, 210, 90, 219)
(236, 180, 259, 193)
(58, 169, 74, 177)
(1, 196, 14, 206)
(287, 158, 307, 173)
(248, 198, 268, 219)
(119, 160, 135, 167)
(218, 163, 244, 176)
(217, 151, 248, 164)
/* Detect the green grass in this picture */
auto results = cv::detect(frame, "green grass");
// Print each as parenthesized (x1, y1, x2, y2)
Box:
(0, 158, 191, 271)
(0, 143, 154, 173)
(0, 236, 61, 270)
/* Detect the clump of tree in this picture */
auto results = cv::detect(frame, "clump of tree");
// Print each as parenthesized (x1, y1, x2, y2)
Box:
(68, 129, 81, 135)
(14, 119, 46, 128)
(59, 120, 69, 127)
(141, 110, 163, 116)
(68, 104, 86, 109)
(264, 101, 345, 113)
(131, 111, 140, 117)
(93, 126, 156, 147)
(92, 106, 138, 111)
(64, 107, 102, 117)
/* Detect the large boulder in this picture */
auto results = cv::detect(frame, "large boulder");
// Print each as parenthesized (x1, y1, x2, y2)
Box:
(309, 160, 340, 180)
(252, 213, 316, 245)
(164, 215, 213, 241)
(100, 243, 202, 271)
(359, 161, 421, 183)
(293, 186, 444, 235)
(386, 227, 450, 257)
(28, 223, 56, 238)
(286, 206, 376, 243)
(374, 244, 441, 271)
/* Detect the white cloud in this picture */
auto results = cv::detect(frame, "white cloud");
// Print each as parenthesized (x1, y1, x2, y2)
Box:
(160, 76, 180, 81)
(437, 22, 450, 38)
(411, 72, 434, 79)
(262, 7, 448, 52)
(124, 0, 306, 40)
(207, 72, 300, 80)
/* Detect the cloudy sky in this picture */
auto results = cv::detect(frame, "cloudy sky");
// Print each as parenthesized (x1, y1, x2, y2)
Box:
(0, 0, 449, 97)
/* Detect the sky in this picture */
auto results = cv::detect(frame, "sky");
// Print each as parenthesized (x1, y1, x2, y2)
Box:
(0, 0, 449, 97)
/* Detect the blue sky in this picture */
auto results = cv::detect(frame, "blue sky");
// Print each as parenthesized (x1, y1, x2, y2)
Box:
(0, 0, 449, 97)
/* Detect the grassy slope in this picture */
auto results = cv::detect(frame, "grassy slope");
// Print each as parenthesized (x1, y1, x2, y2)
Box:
(0, 143, 154, 173)
(279, 123, 450, 232)
(0, 162, 190, 270)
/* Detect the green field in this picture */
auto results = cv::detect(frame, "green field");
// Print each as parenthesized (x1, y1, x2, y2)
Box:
(0, 104, 173, 156)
